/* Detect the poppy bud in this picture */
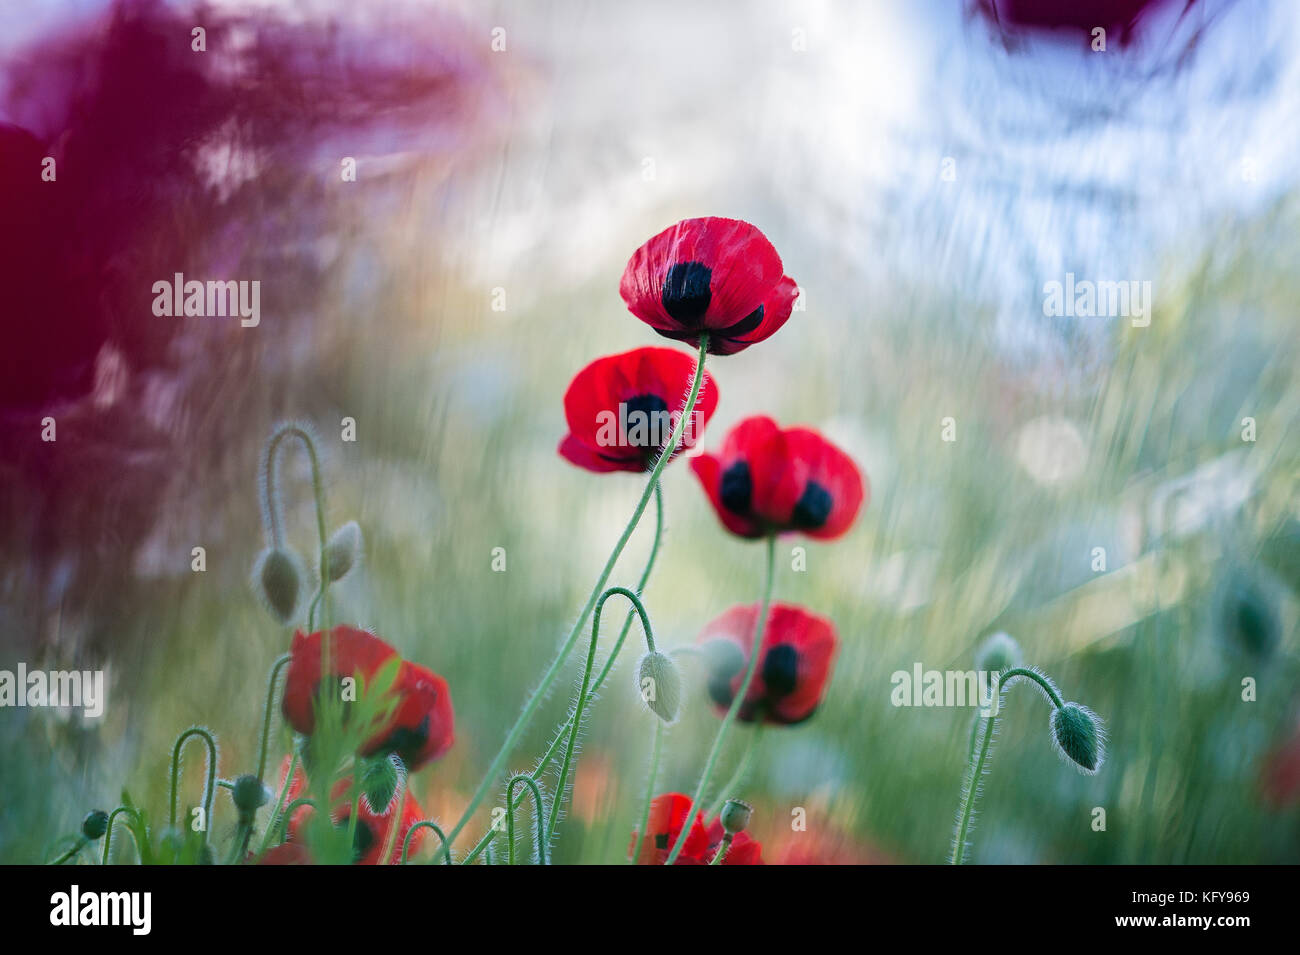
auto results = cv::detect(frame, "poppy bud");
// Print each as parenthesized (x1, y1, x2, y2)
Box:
(719, 799, 752, 835)
(232, 774, 270, 818)
(323, 521, 363, 582)
(253, 547, 303, 623)
(637, 650, 682, 723)
(360, 753, 402, 814)
(1051, 702, 1105, 774)
(81, 810, 109, 841)
(975, 631, 1023, 674)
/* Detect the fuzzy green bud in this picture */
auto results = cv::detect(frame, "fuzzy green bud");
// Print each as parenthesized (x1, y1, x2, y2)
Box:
(975, 631, 1023, 674)
(253, 547, 303, 623)
(81, 810, 109, 841)
(323, 521, 362, 582)
(1051, 702, 1105, 774)
(637, 650, 682, 723)
(719, 799, 752, 835)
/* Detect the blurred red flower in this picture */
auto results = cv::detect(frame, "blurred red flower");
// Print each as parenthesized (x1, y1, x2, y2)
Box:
(620, 217, 798, 356)
(630, 793, 763, 865)
(698, 603, 839, 725)
(559, 347, 719, 473)
(1260, 718, 1300, 809)
(281, 626, 454, 770)
(691, 415, 865, 540)
(272, 757, 428, 865)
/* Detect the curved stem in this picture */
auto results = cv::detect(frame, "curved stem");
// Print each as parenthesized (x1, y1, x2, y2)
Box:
(534, 482, 665, 779)
(438, 337, 708, 861)
(401, 821, 452, 864)
(951, 713, 995, 865)
(263, 424, 331, 631)
(629, 719, 664, 864)
(169, 727, 218, 838)
(101, 807, 142, 865)
(999, 667, 1064, 708)
(257, 653, 293, 786)
(256, 750, 300, 857)
(948, 667, 1062, 864)
(707, 724, 763, 819)
(278, 797, 317, 841)
(665, 533, 776, 864)
(505, 774, 548, 865)
(545, 586, 655, 844)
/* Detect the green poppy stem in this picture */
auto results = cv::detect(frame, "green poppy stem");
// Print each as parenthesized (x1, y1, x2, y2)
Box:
(438, 336, 709, 862)
(665, 533, 776, 864)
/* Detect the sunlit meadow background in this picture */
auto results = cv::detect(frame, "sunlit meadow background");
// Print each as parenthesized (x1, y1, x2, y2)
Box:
(2, 0, 1298, 864)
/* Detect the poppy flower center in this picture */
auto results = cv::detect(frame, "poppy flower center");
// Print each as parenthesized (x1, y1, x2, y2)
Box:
(379, 713, 431, 766)
(761, 644, 799, 698)
(661, 261, 712, 326)
(622, 393, 671, 449)
(791, 480, 832, 529)
(720, 461, 752, 514)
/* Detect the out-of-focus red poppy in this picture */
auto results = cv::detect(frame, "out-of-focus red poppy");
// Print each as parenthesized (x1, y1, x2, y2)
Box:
(274, 757, 428, 865)
(767, 820, 893, 865)
(630, 793, 763, 865)
(691, 416, 865, 540)
(559, 347, 719, 473)
(972, 0, 1187, 49)
(281, 626, 454, 770)
(1260, 718, 1300, 809)
(697, 603, 839, 725)
(620, 217, 798, 356)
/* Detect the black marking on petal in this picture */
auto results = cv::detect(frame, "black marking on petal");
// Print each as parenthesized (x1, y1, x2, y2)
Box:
(379, 714, 431, 765)
(654, 833, 670, 850)
(662, 261, 712, 327)
(623, 393, 670, 448)
(720, 461, 752, 515)
(761, 644, 799, 698)
(714, 303, 765, 340)
(791, 480, 832, 529)
(346, 818, 375, 861)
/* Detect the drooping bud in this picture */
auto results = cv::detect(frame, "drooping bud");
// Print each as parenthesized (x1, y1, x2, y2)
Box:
(252, 547, 303, 623)
(361, 753, 403, 814)
(975, 631, 1023, 675)
(637, 650, 682, 723)
(232, 774, 270, 819)
(1051, 702, 1105, 774)
(81, 810, 109, 841)
(323, 521, 363, 582)
(719, 799, 752, 835)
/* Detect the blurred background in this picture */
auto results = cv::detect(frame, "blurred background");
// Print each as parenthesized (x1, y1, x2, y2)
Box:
(1, 0, 1297, 863)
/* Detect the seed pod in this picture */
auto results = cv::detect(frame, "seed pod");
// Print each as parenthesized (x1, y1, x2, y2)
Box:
(253, 547, 303, 623)
(232, 774, 270, 819)
(637, 650, 682, 723)
(323, 521, 363, 582)
(719, 799, 752, 835)
(1051, 702, 1105, 774)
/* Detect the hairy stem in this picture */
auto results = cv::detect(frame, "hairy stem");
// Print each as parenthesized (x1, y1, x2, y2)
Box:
(169, 727, 218, 838)
(439, 336, 708, 861)
(665, 533, 776, 864)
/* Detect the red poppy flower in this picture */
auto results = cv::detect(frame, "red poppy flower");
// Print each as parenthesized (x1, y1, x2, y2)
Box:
(697, 603, 838, 725)
(275, 756, 428, 865)
(1260, 718, 1300, 809)
(559, 347, 719, 473)
(630, 793, 764, 865)
(691, 416, 865, 540)
(620, 217, 798, 356)
(281, 626, 454, 770)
